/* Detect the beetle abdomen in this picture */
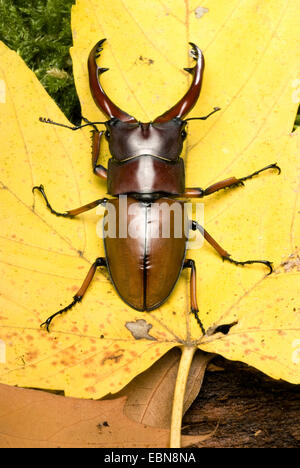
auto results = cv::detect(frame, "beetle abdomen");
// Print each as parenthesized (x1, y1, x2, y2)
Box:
(104, 197, 188, 311)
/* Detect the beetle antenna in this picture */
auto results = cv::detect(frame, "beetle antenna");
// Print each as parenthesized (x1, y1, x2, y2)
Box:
(39, 117, 108, 131)
(185, 106, 221, 121)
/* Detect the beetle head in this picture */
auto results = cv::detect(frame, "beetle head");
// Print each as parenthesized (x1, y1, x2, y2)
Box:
(88, 40, 204, 161)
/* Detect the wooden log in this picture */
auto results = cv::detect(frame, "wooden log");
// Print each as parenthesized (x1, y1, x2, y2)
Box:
(183, 356, 300, 448)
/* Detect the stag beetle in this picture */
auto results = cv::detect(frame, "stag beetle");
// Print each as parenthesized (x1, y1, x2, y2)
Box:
(33, 39, 280, 332)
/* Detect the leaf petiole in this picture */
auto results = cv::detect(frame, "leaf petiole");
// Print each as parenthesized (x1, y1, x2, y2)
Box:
(170, 346, 197, 448)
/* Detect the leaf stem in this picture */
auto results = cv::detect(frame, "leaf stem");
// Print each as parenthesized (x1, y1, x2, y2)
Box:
(170, 346, 197, 448)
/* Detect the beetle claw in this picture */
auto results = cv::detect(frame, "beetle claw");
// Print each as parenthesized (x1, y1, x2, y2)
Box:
(184, 67, 194, 75)
(271, 162, 281, 175)
(99, 67, 109, 74)
(97, 38, 107, 48)
(94, 40, 110, 74)
(40, 318, 52, 333)
(182, 43, 202, 76)
(95, 40, 106, 58)
(189, 42, 199, 59)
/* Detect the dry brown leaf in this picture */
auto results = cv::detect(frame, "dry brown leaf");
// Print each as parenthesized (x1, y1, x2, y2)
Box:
(0, 383, 204, 448)
(113, 348, 214, 428)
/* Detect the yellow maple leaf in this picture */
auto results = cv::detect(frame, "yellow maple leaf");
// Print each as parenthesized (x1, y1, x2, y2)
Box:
(0, 0, 300, 447)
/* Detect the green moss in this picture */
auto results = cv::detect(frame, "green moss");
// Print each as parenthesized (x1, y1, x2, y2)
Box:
(0, 0, 81, 124)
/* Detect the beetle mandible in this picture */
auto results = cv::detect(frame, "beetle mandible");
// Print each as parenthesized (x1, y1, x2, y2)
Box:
(33, 39, 280, 332)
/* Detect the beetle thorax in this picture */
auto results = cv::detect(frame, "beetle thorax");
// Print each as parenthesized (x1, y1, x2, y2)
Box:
(105, 118, 187, 162)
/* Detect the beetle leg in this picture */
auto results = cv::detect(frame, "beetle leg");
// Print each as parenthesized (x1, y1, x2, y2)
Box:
(181, 187, 205, 198)
(182, 163, 281, 198)
(191, 221, 273, 275)
(183, 259, 205, 335)
(32, 184, 108, 217)
(40, 257, 107, 332)
(39, 118, 108, 180)
(91, 130, 108, 179)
